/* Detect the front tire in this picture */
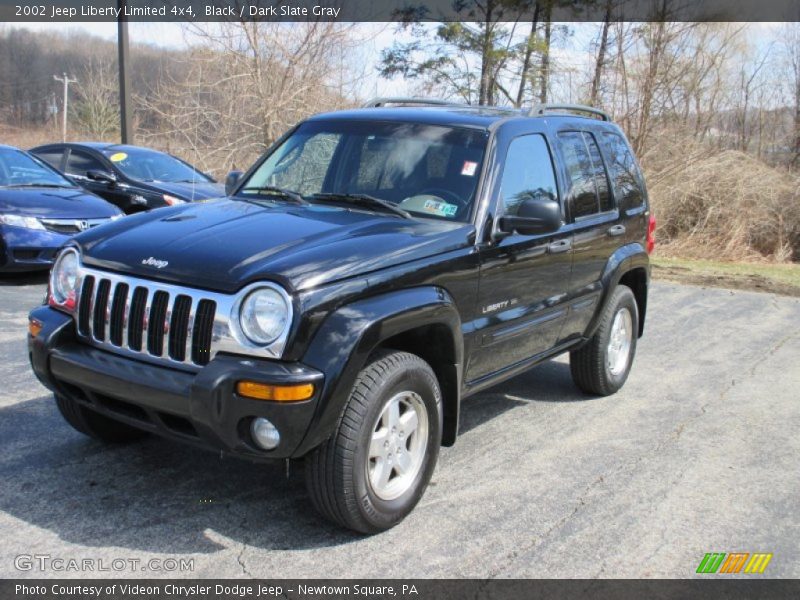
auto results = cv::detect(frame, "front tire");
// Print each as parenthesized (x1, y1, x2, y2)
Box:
(55, 394, 148, 443)
(305, 351, 442, 533)
(570, 285, 639, 396)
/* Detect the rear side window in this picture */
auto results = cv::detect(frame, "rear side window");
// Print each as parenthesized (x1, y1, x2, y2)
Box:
(65, 150, 105, 177)
(499, 134, 558, 216)
(34, 149, 64, 171)
(558, 131, 612, 218)
(602, 132, 645, 209)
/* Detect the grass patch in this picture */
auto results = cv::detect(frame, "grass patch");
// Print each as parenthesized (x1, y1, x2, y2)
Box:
(651, 256, 800, 297)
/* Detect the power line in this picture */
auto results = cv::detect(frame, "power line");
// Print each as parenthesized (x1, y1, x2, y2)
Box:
(53, 72, 77, 142)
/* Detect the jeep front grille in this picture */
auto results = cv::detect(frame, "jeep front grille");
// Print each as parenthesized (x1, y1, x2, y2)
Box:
(69, 262, 293, 369)
(77, 272, 217, 367)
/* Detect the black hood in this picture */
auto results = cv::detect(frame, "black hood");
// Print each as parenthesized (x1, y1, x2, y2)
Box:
(0, 187, 120, 219)
(76, 199, 473, 293)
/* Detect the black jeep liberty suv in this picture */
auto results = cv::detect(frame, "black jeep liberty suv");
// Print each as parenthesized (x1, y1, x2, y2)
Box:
(28, 99, 655, 533)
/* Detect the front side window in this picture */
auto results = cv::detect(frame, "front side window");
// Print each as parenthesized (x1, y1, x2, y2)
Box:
(240, 121, 489, 222)
(65, 150, 104, 178)
(602, 132, 644, 209)
(558, 131, 612, 218)
(0, 149, 75, 188)
(499, 134, 558, 216)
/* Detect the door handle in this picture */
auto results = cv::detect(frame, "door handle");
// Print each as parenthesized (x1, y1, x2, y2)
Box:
(547, 239, 572, 254)
(607, 224, 626, 237)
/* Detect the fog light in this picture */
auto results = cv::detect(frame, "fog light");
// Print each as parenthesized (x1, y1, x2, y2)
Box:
(251, 418, 280, 450)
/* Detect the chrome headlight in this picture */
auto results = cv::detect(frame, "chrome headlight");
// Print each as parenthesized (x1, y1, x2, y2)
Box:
(238, 286, 290, 345)
(49, 248, 80, 310)
(0, 214, 45, 230)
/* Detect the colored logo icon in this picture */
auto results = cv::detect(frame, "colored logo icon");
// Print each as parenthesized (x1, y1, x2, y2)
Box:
(696, 553, 773, 574)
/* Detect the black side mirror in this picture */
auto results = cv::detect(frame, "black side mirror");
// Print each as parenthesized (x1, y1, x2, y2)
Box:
(86, 170, 117, 186)
(498, 197, 562, 236)
(225, 170, 243, 195)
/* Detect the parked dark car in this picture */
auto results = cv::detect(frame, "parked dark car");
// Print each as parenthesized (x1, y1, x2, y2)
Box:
(0, 145, 121, 273)
(29, 100, 654, 533)
(30, 143, 224, 214)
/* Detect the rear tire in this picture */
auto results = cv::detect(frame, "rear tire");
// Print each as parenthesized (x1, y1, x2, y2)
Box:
(570, 285, 639, 396)
(55, 394, 148, 443)
(305, 350, 442, 533)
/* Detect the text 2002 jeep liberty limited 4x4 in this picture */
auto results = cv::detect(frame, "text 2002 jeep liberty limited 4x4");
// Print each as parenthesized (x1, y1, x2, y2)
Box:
(28, 99, 655, 533)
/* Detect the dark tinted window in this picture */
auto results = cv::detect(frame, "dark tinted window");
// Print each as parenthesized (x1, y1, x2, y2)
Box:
(602, 132, 644, 209)
(65, 150, 105, 177)
(558, 131, 612, 218)
(500, 134, 558, 216)
(33, 149, 64, 171)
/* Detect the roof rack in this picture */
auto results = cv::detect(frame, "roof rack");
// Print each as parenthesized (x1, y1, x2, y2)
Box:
(529, 103, 611, 121)
(361, 97, 465, 109)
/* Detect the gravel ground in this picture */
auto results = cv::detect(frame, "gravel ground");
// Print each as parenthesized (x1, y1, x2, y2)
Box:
(0, 274, 797, 578)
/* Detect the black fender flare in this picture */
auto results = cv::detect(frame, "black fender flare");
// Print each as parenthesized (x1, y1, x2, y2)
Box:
(584, 242, 650, 340)
(294, 286, 463, 456)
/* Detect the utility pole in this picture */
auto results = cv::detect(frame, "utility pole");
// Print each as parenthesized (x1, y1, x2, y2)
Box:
(118, 0, 133, 144)
(53, 73, 77, 142)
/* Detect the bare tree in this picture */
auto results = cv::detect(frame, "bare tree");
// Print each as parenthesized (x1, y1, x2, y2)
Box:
(71, 57, 119, 140)
(137, 21, 364, 176)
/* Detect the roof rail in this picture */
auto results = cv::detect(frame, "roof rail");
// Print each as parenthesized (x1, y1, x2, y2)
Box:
(529, 103, 611, 121)
(362, 97, 465, 109)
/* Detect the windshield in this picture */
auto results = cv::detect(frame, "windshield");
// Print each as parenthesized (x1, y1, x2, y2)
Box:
(0, 148, 75, 188)
(101, 147, 211, 184)
(238, 121, 488, 221)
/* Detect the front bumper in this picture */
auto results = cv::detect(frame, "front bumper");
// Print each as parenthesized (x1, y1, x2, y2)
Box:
(28, 306, 324, 460)
(0, 225, 69, 272)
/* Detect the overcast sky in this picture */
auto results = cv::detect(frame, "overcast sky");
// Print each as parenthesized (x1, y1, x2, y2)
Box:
(10, 21, 784, 103)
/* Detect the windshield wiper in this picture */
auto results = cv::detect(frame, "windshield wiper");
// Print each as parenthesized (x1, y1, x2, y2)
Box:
(309, 193, 411, 219)
(239, 185, 308, 205)
(4, 183, 75, 189)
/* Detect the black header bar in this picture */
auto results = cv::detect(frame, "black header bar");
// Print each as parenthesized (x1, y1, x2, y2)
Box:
(3, 579, 800, 600)
(2, 0, 800, 23)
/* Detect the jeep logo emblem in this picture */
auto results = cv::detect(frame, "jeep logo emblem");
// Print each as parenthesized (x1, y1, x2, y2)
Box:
(141, 257, 169, 269)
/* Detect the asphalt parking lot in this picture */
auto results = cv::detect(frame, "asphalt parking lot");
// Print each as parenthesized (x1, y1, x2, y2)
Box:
(0, 274, 797, 579)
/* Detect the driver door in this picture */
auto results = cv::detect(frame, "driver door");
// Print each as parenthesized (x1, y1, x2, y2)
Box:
(466, 133, 573, 382)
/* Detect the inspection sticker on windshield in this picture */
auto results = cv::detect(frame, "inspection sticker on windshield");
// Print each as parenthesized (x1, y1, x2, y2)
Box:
(423, 199, 458, 217)
(109, 152, 128, 162)
(461, 161, 478, 176)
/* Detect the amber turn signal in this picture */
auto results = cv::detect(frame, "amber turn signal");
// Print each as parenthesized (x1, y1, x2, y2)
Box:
(236, 381, 314, 402)
(28, 318, 43, 338)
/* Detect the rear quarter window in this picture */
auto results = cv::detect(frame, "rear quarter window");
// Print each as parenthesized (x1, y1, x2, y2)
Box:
(602, 132, 645, 209)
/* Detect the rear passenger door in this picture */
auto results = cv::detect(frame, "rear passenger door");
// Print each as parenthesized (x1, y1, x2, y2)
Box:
(600, 131, 648, 247)
(467, 132, 573, 382)
(554, 129, 621, 342)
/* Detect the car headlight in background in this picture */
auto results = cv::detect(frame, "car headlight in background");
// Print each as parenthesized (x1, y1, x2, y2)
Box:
(163, 194, 186, 206)
(239, 287, 290, 345)
(0, 214, 45, 230)
(49, 248, 80, 311)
